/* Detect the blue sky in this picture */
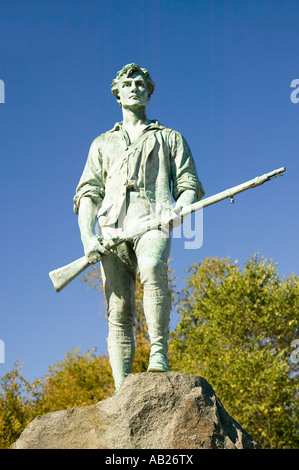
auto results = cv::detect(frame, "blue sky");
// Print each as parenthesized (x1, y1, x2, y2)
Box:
(1, 0, 298, 384)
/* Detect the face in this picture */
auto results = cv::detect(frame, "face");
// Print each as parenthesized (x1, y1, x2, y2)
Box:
(118, 71, 149, 109)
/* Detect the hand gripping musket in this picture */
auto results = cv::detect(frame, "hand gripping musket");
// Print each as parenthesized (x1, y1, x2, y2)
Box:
(49, 166, 286, 292)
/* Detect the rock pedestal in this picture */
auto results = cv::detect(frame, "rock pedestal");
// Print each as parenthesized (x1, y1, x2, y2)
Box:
(12, 372, 259, 449)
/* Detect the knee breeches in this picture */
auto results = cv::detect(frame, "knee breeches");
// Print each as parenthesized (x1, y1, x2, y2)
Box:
(100, 229, 172, 391)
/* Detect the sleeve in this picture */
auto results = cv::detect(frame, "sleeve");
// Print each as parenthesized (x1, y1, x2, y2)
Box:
(73, 138, 105, 214)
(168, 130, 205, 201)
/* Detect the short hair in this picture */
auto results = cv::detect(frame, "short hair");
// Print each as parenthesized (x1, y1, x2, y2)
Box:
(111, 63, 155, 106)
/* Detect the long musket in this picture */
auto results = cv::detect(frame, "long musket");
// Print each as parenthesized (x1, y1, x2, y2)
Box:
(49, 166, 286, 292)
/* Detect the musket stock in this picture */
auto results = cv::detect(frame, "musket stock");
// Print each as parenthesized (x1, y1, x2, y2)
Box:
(49, 166, 285, 292)
(49, 256, 91, 292)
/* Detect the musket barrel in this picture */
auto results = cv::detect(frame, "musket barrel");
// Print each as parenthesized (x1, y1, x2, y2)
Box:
(180, 166, 285, 218)
(49, 166, 285, 292)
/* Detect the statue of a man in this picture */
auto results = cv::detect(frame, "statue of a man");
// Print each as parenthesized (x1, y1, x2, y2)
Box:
(73, 63, 204, 393)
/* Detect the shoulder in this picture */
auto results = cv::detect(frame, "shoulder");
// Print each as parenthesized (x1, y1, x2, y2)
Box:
(163, 128, 188, 149)
(149, 121, 184, 143)
(155, 123, 185, 140)
(89, 122, 121, 151)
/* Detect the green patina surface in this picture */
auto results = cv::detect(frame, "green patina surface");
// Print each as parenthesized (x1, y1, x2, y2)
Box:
(74, 64, 204, 392)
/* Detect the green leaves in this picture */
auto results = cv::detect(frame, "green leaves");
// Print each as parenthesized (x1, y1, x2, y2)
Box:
(1, 254, 298, 449)
(0, 362, 32, 448)
(169, 255, 299, 449)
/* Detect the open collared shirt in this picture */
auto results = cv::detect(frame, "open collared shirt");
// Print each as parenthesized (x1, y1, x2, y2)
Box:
(73, 120, 205, 227)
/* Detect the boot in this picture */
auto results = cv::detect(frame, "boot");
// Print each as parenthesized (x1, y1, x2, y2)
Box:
(107, 325, 135, 393)
(143, 290, 171, 373)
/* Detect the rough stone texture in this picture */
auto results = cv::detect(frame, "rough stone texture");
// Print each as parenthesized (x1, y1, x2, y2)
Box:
(12, 372, 259, 449)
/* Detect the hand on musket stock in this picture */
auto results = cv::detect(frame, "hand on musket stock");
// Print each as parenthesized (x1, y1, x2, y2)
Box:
(49, 166, 285, 293)
(82, 233, 111, 264)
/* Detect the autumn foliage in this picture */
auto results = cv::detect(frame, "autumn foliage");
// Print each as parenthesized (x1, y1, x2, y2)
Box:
(1, 255, 298, 449)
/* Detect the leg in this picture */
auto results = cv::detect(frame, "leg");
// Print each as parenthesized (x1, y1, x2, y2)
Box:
(100, 242, 137, 393)
(135, 229, 172, 372)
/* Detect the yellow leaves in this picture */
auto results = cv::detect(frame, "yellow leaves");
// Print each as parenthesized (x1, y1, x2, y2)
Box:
(273, 406, 282, 414)
(170, 255, 299, 449)
(0, 348, 116, 449)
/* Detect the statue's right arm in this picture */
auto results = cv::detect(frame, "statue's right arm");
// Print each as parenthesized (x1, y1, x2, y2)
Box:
(78, 197, 110, 263)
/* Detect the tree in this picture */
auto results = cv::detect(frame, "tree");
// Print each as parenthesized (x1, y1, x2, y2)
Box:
(0, 362, 32, 449)
(30, 348, 115, 415)
(2, 254, 297, 449)
(0, 350, 116, 448)
(169, 255, 299, 449)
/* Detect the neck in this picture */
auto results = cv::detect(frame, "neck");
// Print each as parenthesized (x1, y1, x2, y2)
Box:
(122, 106, 150, 128)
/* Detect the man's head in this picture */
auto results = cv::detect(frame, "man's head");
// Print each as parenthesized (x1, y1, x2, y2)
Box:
(111, 63, 155, 107)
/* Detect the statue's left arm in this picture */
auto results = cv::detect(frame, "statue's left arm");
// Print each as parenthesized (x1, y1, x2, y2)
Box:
(168, 130, 205, 211)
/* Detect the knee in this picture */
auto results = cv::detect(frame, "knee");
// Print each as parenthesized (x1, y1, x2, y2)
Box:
(107, 295, 135, 328)
(139, 259, 168, 287)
